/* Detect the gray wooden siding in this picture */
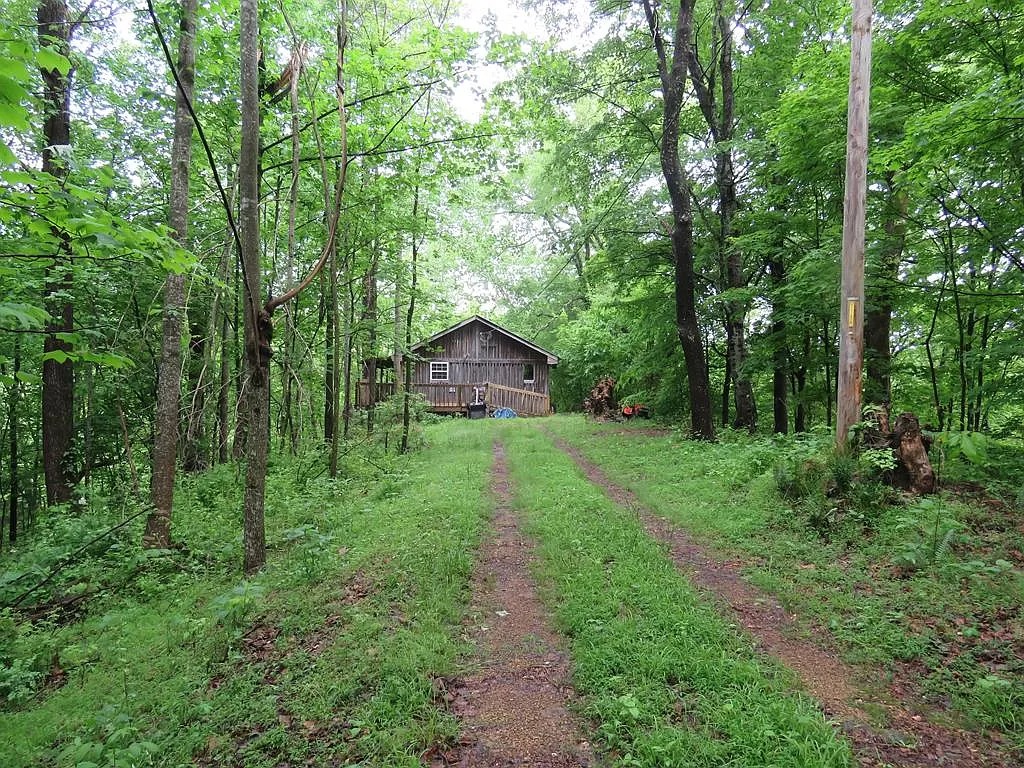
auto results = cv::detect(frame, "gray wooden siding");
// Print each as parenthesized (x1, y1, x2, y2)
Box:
(412, 320, 551, 394)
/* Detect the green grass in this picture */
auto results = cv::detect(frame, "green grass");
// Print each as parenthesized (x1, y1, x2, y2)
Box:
(499, 421, 853, 767)
(7, 414, 1018, 766)
(544, 415, 1024, 755)
(1, 421, 494, 767)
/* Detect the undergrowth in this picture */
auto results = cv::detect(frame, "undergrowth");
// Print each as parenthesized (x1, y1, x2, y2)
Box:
(0, 423, 492, 767)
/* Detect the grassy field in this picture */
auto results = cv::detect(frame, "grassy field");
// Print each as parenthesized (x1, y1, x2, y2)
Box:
(543, 416, 1024, 753)
(2, 415, 1020, 766)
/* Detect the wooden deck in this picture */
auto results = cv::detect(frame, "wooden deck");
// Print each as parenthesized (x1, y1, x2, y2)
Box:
(356, 381, 552, 416)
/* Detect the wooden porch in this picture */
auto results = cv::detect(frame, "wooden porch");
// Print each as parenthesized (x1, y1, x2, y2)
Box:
(356, 381, 552, 417)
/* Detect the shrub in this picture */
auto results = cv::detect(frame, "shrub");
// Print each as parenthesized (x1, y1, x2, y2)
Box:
(774, 447, 899, 537)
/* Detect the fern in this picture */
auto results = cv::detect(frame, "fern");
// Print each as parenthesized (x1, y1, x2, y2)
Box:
(893, 498, 962, 572)
(930, 523, 959, 564)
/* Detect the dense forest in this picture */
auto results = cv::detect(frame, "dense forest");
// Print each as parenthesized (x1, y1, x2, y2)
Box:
(2, 0, 1022, 549)
(1, 0, 1023, 765)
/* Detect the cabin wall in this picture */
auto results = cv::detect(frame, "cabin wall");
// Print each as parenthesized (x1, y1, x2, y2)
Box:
(412, 319, 550, 394)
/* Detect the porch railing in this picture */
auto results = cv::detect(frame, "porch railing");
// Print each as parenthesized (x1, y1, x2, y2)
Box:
(356, 380, 551, 416)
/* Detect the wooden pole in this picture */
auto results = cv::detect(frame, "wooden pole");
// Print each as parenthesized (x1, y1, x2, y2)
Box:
(836, 0, 873, 449)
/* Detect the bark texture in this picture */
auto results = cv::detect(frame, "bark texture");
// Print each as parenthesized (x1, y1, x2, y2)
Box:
(146, 0, 198, 548)
(239, 0, 267, 574)
(892, 413, 936, 494)
(39, 0, 75, 506)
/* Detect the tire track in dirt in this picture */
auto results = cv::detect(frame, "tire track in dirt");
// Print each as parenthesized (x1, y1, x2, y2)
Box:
(437, 442, 595, 767)
(548, 431, 1017, 768)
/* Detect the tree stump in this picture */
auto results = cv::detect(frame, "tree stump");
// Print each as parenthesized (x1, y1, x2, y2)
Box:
(583, 377, 617, 420)
(862, 407, 935, 494)
(891, 412, 935, 494)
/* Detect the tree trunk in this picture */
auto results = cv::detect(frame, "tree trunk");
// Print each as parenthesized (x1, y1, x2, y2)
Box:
(39, 0, 75, 506)
(713, 2, 755, 431)
(400, 196, 420, 455)
(217, 303, 230, 463)
(342, 254, 354, 439)
(890, 413, 935, 494)
(237, 0, 348, 570)
(281, 43, 302, 453)
(146, 0, 197, 548)
(239, 0, 267, 574)
(181, 319, 208, 472)
(823, 319, 834, 428)
(363, 249, 379, 435)
(835, 0, 872, 447)
(642, 0, 714, 441)
(393, 265, 403, 395)
(8, 340, 20, 544)
(231, 257, 247, 459)
(769, 254, 788, 434)
(721, 348, 731, 427)
(325, 274, 336, 444)
(328, 237, 341, 476)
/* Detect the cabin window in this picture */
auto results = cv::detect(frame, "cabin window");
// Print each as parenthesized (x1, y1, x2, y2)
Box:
(523, 363, 535, 384)
(430, 362, 449, 381)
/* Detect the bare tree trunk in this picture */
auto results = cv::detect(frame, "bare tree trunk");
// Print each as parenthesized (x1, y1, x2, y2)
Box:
(835, 0, 872, 448)
(794, 333, 808, 434)
(401, 186, 422, 454)
(823, 318, 834, 427)
(180, 321, 208, 472)
(39, 0, 75, 506)
(231, 257, 247, 460)
(642, 0, 715, 440)
(146, 0, 197, 548)
(281, 43, 303, 454)
(769, 254, 788, 434)
(239, 0, 348, 571)
(217, 302, 230, 463)
(342, 254, 354, 439)
(239, 0, 267, 574)
(363, 249, 379, 435)
(189, 216, 234, 469)
(328, 237, 341, 476)
(8, 340, 20, 544)
(685, 0, 754, 432)
(393, 265, 403, 395)
(325, 277, 336, 444)
(721, 350, 730, 427)
(715, 3, 755, 431)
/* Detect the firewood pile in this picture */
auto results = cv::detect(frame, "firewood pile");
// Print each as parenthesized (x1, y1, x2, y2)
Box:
(583, 377, 618, 419)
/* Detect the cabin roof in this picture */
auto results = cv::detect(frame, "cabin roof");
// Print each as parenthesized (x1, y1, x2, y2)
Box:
(411, 315, 560, 366)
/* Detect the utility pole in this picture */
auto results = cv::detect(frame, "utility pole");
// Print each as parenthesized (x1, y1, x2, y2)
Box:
(836, 0, 873, 449)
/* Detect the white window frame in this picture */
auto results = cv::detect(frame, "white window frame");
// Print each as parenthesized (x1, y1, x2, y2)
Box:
(523, 363, 535, 384)
(430, 361, 449, 381)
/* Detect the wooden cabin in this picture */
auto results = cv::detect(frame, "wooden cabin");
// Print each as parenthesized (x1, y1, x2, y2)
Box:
(357, 315, 559, 416)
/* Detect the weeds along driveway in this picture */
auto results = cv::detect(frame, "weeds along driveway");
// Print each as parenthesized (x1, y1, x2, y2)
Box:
(539, 416, 1020, 768)
(495, 422, 852, 768)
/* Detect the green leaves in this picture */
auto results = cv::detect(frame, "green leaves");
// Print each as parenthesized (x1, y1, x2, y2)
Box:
(0, 303, 47, 330)
(939, 431, 990, 466)
(36, 46, 72, 77)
